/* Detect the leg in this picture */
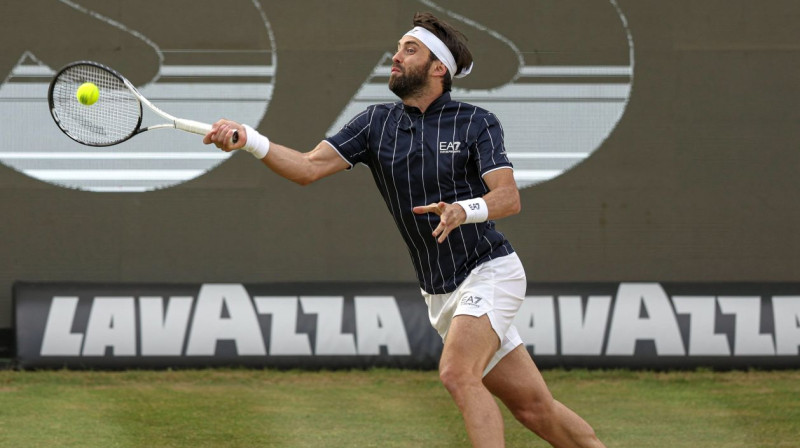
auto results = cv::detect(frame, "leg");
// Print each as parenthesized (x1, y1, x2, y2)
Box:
(483, 345, 605, 448)
(439, 314, 505, 447)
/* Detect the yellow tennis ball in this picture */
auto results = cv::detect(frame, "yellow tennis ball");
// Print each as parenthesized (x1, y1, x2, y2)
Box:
(76, 82, 99, 106)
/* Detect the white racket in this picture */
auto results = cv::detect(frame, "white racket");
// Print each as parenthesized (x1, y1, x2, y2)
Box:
(48, 60, 237, 147)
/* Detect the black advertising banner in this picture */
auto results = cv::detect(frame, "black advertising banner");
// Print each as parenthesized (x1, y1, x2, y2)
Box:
(521, 283, 800, 369)
(14, 282, 441, 370)
(13, 282, 800, 369)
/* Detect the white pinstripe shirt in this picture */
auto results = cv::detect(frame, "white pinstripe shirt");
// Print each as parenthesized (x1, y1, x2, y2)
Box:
(326, 92, 515, 294)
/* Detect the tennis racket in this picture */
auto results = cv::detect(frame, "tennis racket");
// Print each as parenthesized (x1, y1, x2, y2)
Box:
(48, 60, 237, 147)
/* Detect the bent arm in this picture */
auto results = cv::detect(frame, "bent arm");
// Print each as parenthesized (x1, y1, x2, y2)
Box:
(413, 167, 520, 243)
(204, 119, 350, 185)
(480, 167, 521, 220)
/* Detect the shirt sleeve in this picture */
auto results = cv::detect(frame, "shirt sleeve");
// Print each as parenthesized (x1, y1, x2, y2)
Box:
(324, 106, 373, 168)
(475, 112, 513, 176)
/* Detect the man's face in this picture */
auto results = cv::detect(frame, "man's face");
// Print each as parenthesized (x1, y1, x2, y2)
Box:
(389, 36, 434, 99)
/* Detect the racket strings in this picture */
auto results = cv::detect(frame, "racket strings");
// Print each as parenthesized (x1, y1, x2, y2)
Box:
(51, 64, 142, 146)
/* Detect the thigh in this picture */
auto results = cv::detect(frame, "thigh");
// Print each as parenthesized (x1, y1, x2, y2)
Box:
(440, 314, 501, 376)
(482, 345, 554, 408)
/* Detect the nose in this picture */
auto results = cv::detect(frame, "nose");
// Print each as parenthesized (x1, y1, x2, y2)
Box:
(392, 49, 403, 64)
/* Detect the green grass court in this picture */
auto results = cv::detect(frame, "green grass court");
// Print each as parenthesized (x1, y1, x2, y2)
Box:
(1, 368, 798, 447)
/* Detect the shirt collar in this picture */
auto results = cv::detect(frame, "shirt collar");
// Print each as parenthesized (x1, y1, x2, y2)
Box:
(402, 92, 451, 116)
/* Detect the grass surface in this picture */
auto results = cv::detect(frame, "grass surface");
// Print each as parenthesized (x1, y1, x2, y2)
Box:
(0, 368, 798, 447)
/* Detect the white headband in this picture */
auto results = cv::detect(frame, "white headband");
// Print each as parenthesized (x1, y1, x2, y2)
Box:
(404, 26, 473, 79)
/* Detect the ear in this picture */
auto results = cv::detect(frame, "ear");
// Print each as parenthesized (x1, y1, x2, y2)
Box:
(431, 60, 448, 78)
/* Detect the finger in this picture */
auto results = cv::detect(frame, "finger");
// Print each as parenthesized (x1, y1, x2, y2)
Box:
(224, 129, 235, 148)
(203, 125, 221, 145)
(437, 224, 454, 243)
(216, 124, 229, 140)
(217, 125, 236, 151)
(216, 125, 229, 143)
(413, 203, 442, 215)
(432, 214, 454, 242)
(435, 208, 461, 243)
(412, 208, 429, 216)
(432, 220, 444, 238)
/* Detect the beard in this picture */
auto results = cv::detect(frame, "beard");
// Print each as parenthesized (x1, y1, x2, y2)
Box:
(388, 59, 432, 100)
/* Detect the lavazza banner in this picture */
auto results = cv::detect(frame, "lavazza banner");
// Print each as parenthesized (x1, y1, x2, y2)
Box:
(13, 282, 800, 369)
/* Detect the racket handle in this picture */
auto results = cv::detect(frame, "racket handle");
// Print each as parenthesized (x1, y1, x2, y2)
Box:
(175, 118, 238, 145)
(174, 118, 213, 136)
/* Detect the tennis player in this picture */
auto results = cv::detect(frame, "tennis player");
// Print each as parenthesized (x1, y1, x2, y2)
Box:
(205, 12, 604, 448)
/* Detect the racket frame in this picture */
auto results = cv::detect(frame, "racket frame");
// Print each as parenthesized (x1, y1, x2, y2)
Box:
(48, 61, 220, 147)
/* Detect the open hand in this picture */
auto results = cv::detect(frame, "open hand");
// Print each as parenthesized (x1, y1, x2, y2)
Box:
(412, 202, 467, 243)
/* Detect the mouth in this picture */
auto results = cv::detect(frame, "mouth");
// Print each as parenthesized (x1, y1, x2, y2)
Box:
(391, 65, 402, 74)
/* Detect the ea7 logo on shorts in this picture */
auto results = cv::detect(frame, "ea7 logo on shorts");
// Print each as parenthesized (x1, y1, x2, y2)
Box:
(439, 141, 462, 154)
(460, 295, 483, 307)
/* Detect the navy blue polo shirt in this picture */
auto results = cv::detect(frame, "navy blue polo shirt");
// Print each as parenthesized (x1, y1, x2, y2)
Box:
(325, 92, 515, 294)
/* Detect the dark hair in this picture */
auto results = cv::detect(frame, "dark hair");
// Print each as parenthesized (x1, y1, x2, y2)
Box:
(412, 12, 473, 92)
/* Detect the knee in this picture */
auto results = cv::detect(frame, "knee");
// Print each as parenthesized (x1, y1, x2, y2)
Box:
(439, 364, 482, 396)
(510, 399, 557, 435)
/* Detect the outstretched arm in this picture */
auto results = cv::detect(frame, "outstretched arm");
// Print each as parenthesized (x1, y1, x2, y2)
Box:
(203, 119, 350, 186)
(413, 168, 521, 243)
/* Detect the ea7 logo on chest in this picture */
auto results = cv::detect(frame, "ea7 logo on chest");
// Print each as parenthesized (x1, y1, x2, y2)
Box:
(439, 141, 462, 154)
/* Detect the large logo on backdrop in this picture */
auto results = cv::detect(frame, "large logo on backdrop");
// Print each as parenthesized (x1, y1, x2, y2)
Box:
(0, 0, 633, 192)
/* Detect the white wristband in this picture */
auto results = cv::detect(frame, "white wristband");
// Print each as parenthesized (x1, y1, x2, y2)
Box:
(242, 124, 270, 159)
(455, 197, 489, 224)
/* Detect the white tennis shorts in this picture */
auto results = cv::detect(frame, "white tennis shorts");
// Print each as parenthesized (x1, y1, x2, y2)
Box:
(422, 253, 527, 377)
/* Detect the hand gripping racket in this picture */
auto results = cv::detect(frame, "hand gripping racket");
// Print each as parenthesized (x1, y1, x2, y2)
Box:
(48, 60, 237, 147)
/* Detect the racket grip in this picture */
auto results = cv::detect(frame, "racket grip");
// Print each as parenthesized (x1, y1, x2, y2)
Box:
(174, 118, 213, 136)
